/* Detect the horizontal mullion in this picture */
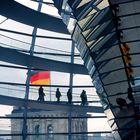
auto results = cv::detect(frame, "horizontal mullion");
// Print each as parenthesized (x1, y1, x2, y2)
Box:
(110, 0, 140, 5)
(76, 1, 100, 20)
(68, 0, 81, 10)
(92, 39, 140, 55)
(104, 79, 128, 87)
(0, 116, 106, 119)
(0, 28, 72, 41)
(103, 91, 128, 98)
(82, 8, 112, 31)
(108, 115, 139, 121)
(118, 11, 140, 19)
(96, 52, 140, 64)
(85, 21, 114, 42)
(93, 46, 115, 62)
(0, 131, 112, 136)
(0, 82, 94, 88)
(90, 33, 117, 52)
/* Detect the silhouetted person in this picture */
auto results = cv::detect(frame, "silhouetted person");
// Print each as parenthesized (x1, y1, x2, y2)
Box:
(116, 97, 127, 110)
(67, 88, 72, 104)
(80, 90, 87, 106)
(38, 86, 45, 102)
(127, 87, 134, 102)
(56, 88, 61, 102)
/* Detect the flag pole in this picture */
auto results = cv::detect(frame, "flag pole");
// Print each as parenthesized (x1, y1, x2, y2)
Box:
(49, 71, 51, 101)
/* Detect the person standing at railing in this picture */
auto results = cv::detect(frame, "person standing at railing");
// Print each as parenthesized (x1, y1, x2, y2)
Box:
(67, 88, 72, 104)
(80, 90, 87, 106)
(37, 86, 45, 102)
(56, 88, 61, 103)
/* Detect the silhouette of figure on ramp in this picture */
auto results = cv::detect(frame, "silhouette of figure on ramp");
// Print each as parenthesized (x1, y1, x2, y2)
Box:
(38, 86, 45, 102)
(67, 88, 72, 104)
(56, 88, 61, 103)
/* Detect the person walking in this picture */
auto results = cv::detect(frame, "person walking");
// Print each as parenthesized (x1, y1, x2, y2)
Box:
(67, 88, 72, 104)
(38, 86, 45, 102)
(80, 90, 87, 106)
(56, 88, 61, 103)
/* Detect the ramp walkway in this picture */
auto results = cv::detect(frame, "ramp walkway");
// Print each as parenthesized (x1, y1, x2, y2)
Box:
(0, 95, 104, 113)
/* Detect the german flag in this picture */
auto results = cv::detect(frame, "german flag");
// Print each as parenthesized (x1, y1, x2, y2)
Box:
(30, 71, 50, 85)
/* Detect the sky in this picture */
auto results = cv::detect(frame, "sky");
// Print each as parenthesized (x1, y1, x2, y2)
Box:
(0, 0, 111, 132)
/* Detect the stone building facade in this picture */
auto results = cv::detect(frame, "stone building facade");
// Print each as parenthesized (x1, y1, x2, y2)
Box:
(10, 108, 87, 140)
